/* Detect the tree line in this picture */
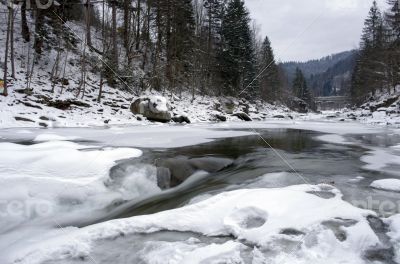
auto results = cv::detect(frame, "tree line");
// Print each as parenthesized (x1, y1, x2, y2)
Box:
(351, 0, 400, 104)
(1, 0, 288, 104)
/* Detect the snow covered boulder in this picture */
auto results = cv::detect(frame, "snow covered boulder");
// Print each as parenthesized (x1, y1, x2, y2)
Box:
(131, 96, 172, 123)
(286, 97, 309, 113)
(218, 97, 238, 114)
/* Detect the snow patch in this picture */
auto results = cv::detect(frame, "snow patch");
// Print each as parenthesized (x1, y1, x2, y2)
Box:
(361, 148, 400, 174)
(0, 140, 147, 236)
(370, 179, 400, 192)
(4, 185, 380, 264)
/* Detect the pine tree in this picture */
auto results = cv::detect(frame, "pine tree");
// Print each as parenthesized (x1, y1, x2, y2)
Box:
(259, 36, 280, 102)
(351, 1, 387, 101)
(170, 0, 196, 90)
(361, 1, 385, 50)
(292, 68, 306, 98)
(386, 0, 400, 90)
(203, 0, 224, 92)
(219, 0, 256, 97)
(386, 0, 400, 39)
(292, 68, 314, 108)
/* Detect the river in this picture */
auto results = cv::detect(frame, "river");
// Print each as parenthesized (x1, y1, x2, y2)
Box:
(0, 121, 399, 263)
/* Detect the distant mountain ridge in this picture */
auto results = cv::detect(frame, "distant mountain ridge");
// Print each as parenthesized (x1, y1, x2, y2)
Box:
(280, 50, 357, 97)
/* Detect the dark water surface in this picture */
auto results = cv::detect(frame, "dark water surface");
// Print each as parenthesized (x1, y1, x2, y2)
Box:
(99, 127, 400, 221)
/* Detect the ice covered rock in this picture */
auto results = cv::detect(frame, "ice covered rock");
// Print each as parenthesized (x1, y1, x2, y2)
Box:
(131, 96, 172, 123)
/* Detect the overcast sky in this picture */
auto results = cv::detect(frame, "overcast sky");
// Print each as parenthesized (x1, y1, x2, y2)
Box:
(245, 0, 388, 62)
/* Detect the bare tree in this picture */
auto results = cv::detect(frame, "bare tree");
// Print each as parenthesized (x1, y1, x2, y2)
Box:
(84, 0, 92, 47)
(135, 0, 141, 50)
(60, 51, 69, 94)
(98, 0, 106, 102)
(111, 0, 118, 66)
(10, 7, 16, 79)
(50, 47, 62, 93)
(2, 2, 12, 96)
(123, 0, 131, 51)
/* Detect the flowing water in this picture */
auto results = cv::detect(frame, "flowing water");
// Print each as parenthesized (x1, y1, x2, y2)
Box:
(1, 122, 400, 263)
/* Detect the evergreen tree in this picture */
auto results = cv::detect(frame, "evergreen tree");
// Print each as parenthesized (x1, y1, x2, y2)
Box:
(351, 1, 387, 102)
(259, 36, 280, 102)
(292, 68, 314, 108)
(361, 1, 385, 50)
(386, 0, 400, 90)
(386, 0, 400, 39)
(292, 68, 306, 98)
(203, 0, 224, 92)
(219, 0, 256, 97)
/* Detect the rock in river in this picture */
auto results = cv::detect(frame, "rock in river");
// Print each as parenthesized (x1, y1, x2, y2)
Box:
(156, 156, 233, 188)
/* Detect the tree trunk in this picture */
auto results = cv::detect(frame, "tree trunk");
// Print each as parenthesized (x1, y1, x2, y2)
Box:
(141, 4, 151, 70)
(50, 48, 61, 93)
(84, 0, 92, 46)
(33, 9, 44, 54)
(2, 5, 12, 96)
(111, 0, 118, 66)
(123, 0, 130, 50)
(98, 0, 106, 102)
(135, 0, 141, 50)
(25, 42, 31, 92)
(21, 0, 30, 42)
(10, 7, 15, 79)
(60, 51, 69, 94)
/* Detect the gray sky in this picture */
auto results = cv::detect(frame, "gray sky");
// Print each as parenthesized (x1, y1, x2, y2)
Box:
(245, 0, 388, 62)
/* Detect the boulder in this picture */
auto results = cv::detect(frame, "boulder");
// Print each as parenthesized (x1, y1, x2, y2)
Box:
(232, 112, 252, 121)
(288, 97, 309, 113)
(369, 96, 399, 112)
(172, 115, 191, 124)
(156, 156, 233, 188)
(14, 116, 35, 123)
(219, 97, 238, 114)
(130, 96, 172, 123)
(215, 114, 227, 122)
(45, 99, 90, 110)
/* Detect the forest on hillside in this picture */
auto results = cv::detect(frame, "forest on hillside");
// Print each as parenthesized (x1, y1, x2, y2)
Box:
(281, 51, 357, 97)
(1, 0, 399, 109)
(1, 0, 287, 103)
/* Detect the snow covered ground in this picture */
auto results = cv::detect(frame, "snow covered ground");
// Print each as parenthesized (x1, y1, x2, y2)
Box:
(1, 185, 382, 264)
